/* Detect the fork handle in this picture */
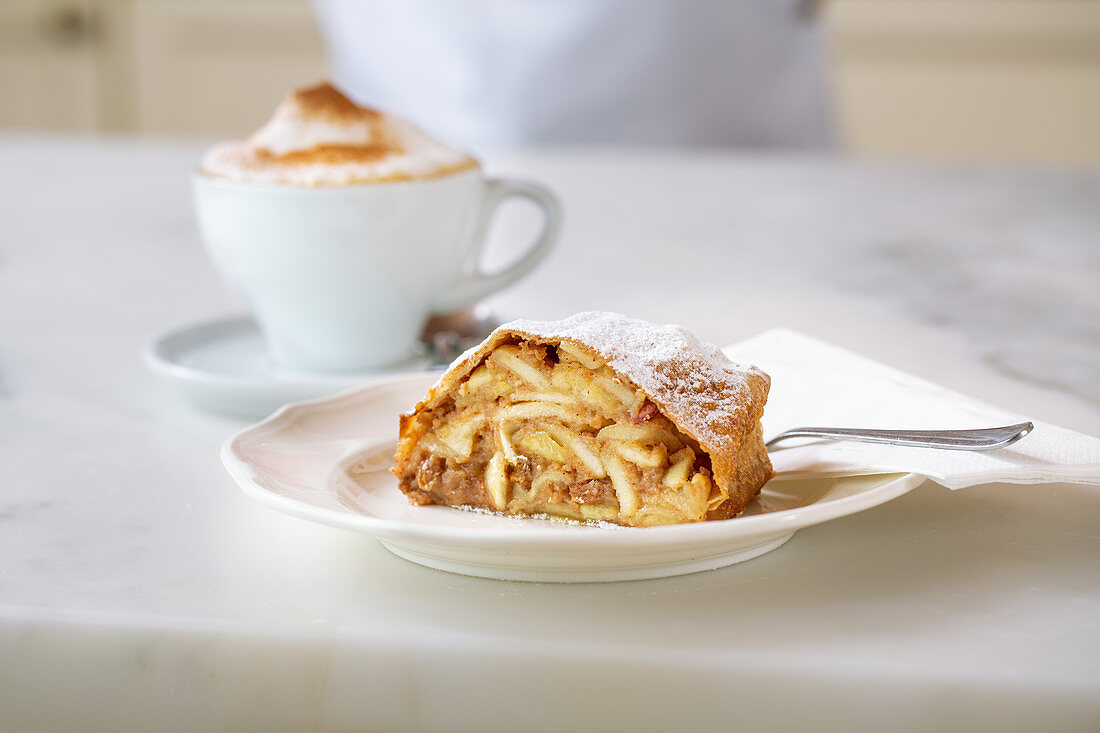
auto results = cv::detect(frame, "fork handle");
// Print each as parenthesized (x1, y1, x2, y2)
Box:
(765, 422, 1033, 451)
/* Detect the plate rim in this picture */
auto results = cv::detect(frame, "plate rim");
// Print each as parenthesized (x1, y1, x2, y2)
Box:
(222, 373, 926, 548)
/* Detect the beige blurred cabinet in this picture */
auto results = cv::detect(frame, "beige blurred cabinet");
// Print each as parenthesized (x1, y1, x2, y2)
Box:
(0, 0, 102, 130)
(826, 0, 1100, 162)
(129, 1, 325, 135)
(2, 0, 1099, 162)
(0, 0, 325, 136)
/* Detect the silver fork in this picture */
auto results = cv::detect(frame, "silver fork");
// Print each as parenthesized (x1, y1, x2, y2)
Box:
(765, 421, 1033, 451)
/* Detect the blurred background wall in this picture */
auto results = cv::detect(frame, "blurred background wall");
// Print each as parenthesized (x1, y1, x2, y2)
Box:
(2, 0, 1098, 163)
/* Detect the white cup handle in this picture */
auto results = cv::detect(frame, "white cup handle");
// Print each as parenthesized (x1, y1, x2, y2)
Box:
(433, 177, 561, 312)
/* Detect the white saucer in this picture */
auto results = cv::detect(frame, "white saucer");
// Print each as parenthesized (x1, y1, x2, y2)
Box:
(144, 315, 439, 418)
(223, 373, 926, 583)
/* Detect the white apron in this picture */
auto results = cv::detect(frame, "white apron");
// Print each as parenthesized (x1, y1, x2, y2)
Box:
(314, 0, 832, 148)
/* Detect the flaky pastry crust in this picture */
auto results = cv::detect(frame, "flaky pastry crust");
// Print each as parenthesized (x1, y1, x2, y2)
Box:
(394, 312, 774, 525)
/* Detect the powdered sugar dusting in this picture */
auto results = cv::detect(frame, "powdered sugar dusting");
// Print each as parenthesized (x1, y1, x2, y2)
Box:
(501, 312, 770, 454)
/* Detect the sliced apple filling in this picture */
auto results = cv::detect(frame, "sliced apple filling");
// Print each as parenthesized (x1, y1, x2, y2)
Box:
(394, 340, 731, 527)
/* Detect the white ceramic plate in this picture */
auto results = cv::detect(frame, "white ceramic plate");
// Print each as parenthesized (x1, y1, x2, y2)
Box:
(144, 315, 439, 417)
(223, 372, 925, 582)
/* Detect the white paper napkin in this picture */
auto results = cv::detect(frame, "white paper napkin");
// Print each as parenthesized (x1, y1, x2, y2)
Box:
(723, 329, 1100, 489)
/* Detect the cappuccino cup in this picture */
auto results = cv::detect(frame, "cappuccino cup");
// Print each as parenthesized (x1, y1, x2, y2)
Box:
(193, 83, 560, 372)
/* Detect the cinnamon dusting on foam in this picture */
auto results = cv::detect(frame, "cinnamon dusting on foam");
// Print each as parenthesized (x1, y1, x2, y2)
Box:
(290, 82, 381, 122)
(200, 81, 477, 186)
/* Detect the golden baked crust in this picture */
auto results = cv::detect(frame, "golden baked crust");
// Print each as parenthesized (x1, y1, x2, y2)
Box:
(393, 312, 774, 526)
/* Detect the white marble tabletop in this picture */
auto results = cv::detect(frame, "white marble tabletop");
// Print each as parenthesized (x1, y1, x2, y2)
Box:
(1, 136, 1098, 732)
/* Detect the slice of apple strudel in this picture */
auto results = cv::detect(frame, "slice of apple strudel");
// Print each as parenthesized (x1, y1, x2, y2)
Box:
(393, 312, 773, 527)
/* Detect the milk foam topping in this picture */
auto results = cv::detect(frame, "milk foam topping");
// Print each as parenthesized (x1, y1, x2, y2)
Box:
(200, 82, 477, 185)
